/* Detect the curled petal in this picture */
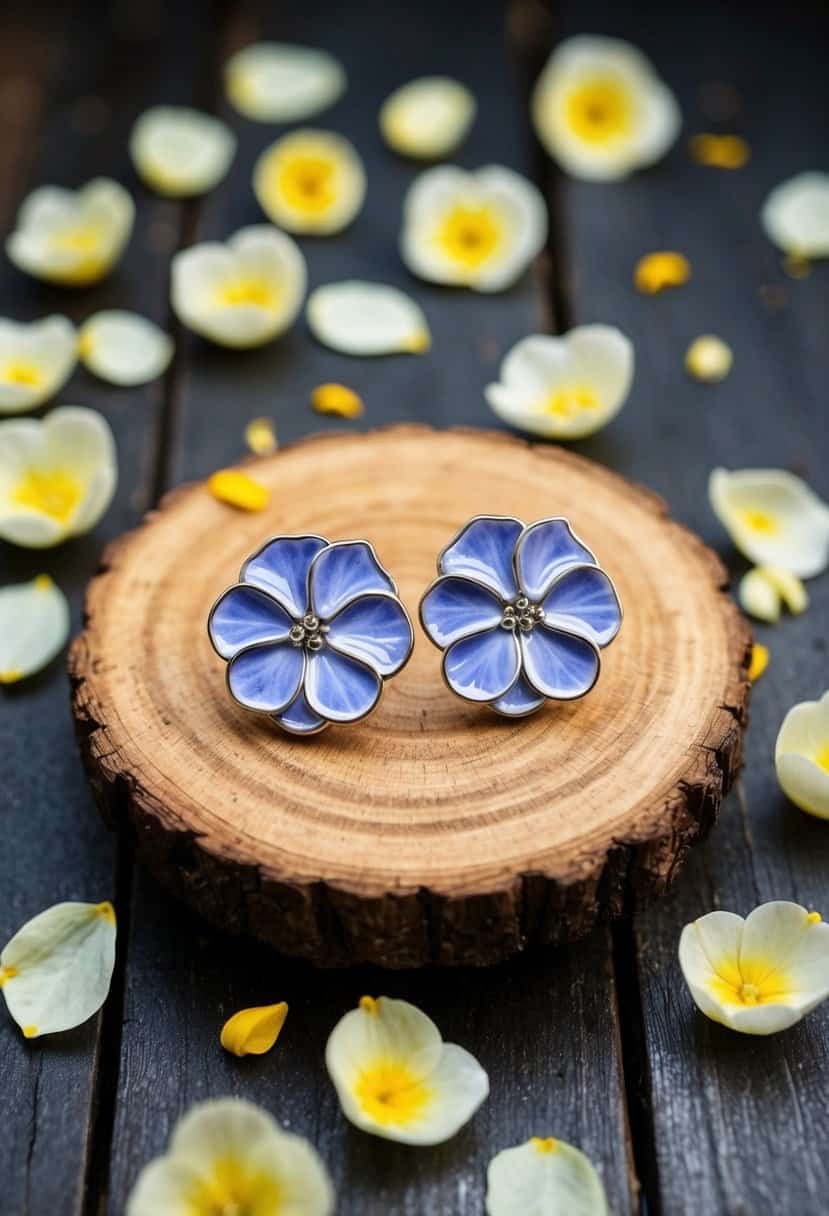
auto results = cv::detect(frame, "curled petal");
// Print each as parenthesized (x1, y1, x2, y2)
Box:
(420, 576, 503, 648)
(520, 626, 599, 700)
(304, 647, 381, 723)
(775, 690, 829, 819)
(275, 690, 327, 735)
(227, 642, 304, 714)
(0, 574, 69, 683)
(326, 593, 413, 676)
(220, 1002, 288, 1057)
(241, 535, 327, 617)
(309, 540, 395, 621)
(542, 564, 622, 647)
(490, 674, 546, 718)
(438, 516, 522, 600)
(443, 627, 521, 703)
(209, 585, 293, 660)
(515, 518, 596, 601)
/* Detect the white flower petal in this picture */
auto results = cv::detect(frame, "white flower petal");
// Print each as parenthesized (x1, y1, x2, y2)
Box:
(486, 1138, 609, 1216)
(325, 995, 488, 1145)
(761, 172, 829, 257)
(709, 467, 829, 578)
(486, 325, 633, 439)
(738, 567, 781, 623)
(307, 281, 431, 356)
(0, 900, 116, 1037)
(0, 574, 69, 684)
(79, 310, 173, 386)
(380, 77, 476, 160)
(129, 105, 236, 198)
(775, 690, 829, 819)
(6, 178, 134, 286)
(401, 164, 547, 292)
(126, 1098, 334, 1216)
(224, 42, 345, 123)
(253, 129, 365, 235)
(171, 225, 307, 349)
(531, 35, 680, 182)
(0, 315, 77, 414)
(0, 406, 117, 548)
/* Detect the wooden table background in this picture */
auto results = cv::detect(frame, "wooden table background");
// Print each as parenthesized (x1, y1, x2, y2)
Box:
(1, 1, 827, 1213)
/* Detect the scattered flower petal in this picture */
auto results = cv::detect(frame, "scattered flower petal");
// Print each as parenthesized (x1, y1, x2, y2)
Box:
(401, 164, 547, 292)
(634, 251, 690, 293)
(0, 900, 116, 1037)
(126, 1097, 334, 1216)
(679, 901, 829, 1034)
(747, 643, 769, 682)
(775, 690, 829, 819)
(0, 406, 117, 548)
(244, 417, 277, 455)
(532, 36, 680, 182)
(0, 315, 77, 415)
(221, 1002, 288, 1057)
(129, 105, 236, 198)
(307, 281, 431, 356)
(486, 326, 633, 440)
(310, 383, 364, 419)
(762, 172, 829, 258)
(685, 334, 732, 382)
(208, 469, 269, 512)
(709, 467, 829, 578)
(689, 133, 750, 169)
(253, 129, 366, 236)
(325, 995, 489, 1144)
(380, 77, 476, 160)
(762, 566, 809, 614)
(78, 310, 173, 386)
(171, 225, 307, 348)
(739, 568, 780, 623)
(0, 574, 69, 684)
(486, 1136, 609, 1216)
(7, 178, 134, 286)
(224, 42, 346, 123)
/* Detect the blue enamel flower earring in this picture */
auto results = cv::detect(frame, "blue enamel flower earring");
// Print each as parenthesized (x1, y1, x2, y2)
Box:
(208, 535, 414, 735)
(419, 515, 622, 717)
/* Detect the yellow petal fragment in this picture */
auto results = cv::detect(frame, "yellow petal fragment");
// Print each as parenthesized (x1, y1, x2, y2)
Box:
(808, 911, 822, 924)
(359, 995, 379, 1014)
(310, 383, 364, 419)
(690, 133, 750, 169)
(685, 334, 733, 382)
(531, 1136, 559, 1154)
(634, 251, 691, 293)
(95, 900, 116, 926)
(208, 469, 269, 512)
(23, 1024, 38, 1038)
(748, 643, 769, 682)
(220, 1001, 288, 1057)
(244, 416, 278, 456)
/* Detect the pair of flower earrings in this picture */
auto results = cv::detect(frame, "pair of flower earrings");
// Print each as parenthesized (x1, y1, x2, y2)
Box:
(207, 515, 623, 736)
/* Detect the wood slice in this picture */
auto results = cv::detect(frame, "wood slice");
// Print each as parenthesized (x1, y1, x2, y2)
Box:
(69, 425, 750, 967)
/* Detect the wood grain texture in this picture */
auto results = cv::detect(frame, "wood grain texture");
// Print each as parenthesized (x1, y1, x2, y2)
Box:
(70, 425, 749, 966)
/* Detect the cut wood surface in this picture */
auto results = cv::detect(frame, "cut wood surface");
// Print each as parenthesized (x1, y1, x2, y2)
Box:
(70, 425, 749, 966)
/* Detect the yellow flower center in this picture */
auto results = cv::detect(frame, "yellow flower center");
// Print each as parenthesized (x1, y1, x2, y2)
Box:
(2, 360, 44, 387)
(542, 383, 599, 418)
(739, 508, 780, 535)
(12, 468, 82, 522)
(437, 205, 503, 268)
(51, 224, 103, 254)
(353, 1059, 433, 1127)
(186, 1156, 282, 1216)
(815, 743, 829, 774)
(564, 77, 633, 143)
(275, 154, 337, 214)
(217, 280, 279, 309)
(707, 960, 791, 1007)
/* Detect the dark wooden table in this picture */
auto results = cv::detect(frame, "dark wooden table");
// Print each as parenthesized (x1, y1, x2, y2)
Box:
(1, 1, 827, 1212)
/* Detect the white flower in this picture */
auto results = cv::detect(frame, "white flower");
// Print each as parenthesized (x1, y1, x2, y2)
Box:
(325, 995, 489, 1145)
(685, 334, 732, 383)
(224, 42, 346, 123)
(775, 691, 829, 820)
(531, 36, 680, 181)
(6, 178, 134, 285)
(401, 165, 547, 292)
(129, 105, 236, 197)
(485, 326, 633, 439)
(307, 281, 431, 355)
(678, 901, 829, 1035)
(486, 1137, 609, 1216)
(709, 467, 829, 578)
(0, 900, 116, 1038)
(78, 311, 173, 386)
(0, 315, 77, 414)
(0, 406, 117, 548)
(0, 574, 69, 684)
(253, 129, 366, 235)
(380, 77, 476, 160)
(738, 565, 808, 624)
(761, 172, 829, 257)
(171, 226, 306, 349)
(126, 1098, 334, 1216)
